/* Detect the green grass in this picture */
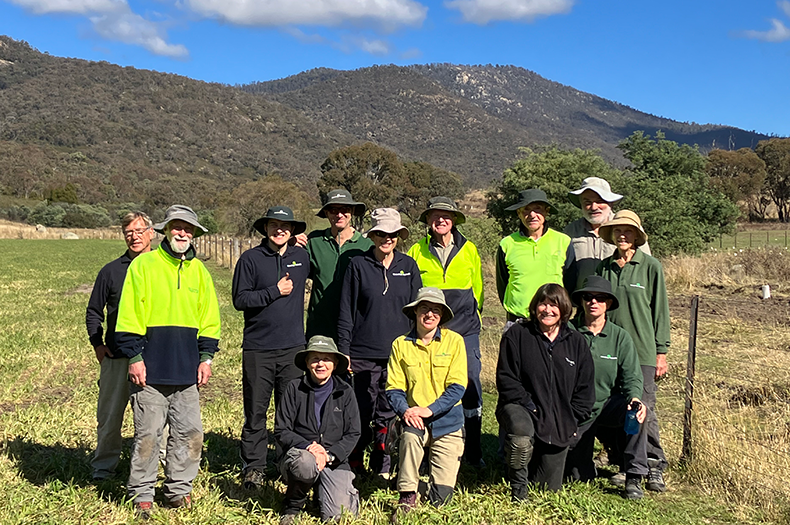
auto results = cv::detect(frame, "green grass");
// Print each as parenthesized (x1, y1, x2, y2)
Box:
(0, 239, 773, 524)
(710, 230, 790, 249)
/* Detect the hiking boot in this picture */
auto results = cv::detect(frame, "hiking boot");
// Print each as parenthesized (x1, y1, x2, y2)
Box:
(609, 471, 626, 487)
(166, 494, 192, 509)
(134, 501, 154, 520)
(646, 467, 666, 492)
(511, 484, 529, 503)
(280, 513, 297, 525)
(243, 468, 265, 490)
(390, 491, 418, 524)
(625, 475, 644, 500)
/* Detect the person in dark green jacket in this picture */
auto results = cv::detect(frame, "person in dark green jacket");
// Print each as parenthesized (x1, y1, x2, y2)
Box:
(595, 210, 670, 493)
(299, 189, 373, 342)
(566, 276, 648, 500)
(407, 196, 485, 467)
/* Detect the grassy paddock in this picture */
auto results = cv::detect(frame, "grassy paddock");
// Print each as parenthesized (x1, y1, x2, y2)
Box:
(0, 240, 778, 524)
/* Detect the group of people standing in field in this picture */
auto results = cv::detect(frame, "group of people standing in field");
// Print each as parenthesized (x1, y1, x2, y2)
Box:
(85, 176, 670, 522)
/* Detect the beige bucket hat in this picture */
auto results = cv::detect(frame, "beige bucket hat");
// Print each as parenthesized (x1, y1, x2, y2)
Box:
(402, 287, 454, 324)
(599, 210, 648, 247)
(365, 208, 409, 240)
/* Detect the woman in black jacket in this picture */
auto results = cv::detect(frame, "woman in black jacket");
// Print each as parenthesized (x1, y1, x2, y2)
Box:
(275, 336, 361, 523)
(496, 283, 595, 501)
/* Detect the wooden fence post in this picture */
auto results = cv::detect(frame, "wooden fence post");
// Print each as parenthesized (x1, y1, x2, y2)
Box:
(681, 295, 700, 465)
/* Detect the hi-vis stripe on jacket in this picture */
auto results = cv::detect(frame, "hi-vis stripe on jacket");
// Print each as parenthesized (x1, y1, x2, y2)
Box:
(407, 229, 483, 337)
(115, 242, 221, 386)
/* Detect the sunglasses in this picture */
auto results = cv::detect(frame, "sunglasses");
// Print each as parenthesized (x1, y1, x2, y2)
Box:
(372, 231, 399, 239)
(582, 293, 610, 303)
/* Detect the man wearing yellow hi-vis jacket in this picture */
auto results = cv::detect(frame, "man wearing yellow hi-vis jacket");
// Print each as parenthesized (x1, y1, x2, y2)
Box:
(115, 205, 220, 519)
(407, 197, 485, 467)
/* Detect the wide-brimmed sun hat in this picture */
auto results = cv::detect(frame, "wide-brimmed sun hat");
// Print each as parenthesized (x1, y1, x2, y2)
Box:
(599, 209, 648, 247)
(365, 208, 409, 240)
(568, 177, 623, 209)
(504, 188, 557, 214)
(294, 335, 350, 372)
(252, 206, 307, 236)
(317, 189, 367, 218)
(418, 196, 466, 226)
(402, 287, 454, 324)
(571, 275, 619, 311)
(154, 205, 208, 238)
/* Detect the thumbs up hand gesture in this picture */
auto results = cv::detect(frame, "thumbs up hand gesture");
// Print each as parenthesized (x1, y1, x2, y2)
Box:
(277, 272, 293, 296)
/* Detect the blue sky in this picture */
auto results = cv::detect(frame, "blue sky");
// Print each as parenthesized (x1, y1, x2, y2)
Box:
(1, 0, 789, 138)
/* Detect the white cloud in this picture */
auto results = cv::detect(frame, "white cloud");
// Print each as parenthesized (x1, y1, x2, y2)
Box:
(356, 37, 390, 55)
(7, 0, 125, 14)
(743, 18, 790, 42)
(444, 0, 573, 24)
(91, 12, 189, 58)
(8, 0, 189, 57)
(742, 1, 790, 42)
(182, 0, 427, 29)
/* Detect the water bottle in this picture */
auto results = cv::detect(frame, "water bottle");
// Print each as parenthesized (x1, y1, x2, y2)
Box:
(624, 401, 641, 435)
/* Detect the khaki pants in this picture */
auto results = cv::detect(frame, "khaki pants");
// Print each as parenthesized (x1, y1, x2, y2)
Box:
(397, 427, 464, 505)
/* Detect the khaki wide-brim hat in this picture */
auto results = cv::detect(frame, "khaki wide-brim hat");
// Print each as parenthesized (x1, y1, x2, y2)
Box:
(402, 287, 454, 324)
(365, 208, 409, 240)
(418, 196, 466, 225)
(252, 206, 307, 236)
(294, 336, 350, 372)
(153, 205, 208, 238)
(599, 210, 648, 247)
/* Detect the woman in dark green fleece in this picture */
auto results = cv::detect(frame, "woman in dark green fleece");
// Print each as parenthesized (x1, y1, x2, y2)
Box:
(595, 210, 670, 493)
(565, 276, 647, 499)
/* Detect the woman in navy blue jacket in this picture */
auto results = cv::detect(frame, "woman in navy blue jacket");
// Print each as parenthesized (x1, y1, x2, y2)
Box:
(338, 208, 422, 478)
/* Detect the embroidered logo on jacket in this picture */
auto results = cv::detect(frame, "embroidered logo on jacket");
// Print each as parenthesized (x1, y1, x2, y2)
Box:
(630, 283, 646, 289)
(393, 270, 411, 276)
(600, 354, 618, 360)
(565, 357, 576, 367)
(286, 261, 303, 268)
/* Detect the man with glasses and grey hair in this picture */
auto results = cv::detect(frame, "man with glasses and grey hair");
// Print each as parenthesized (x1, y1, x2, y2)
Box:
(86, 211, 154, 481)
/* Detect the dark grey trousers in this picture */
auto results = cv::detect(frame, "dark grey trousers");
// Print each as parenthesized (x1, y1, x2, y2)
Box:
(641, 365, 667, 471)
(280, 448, 359, 520)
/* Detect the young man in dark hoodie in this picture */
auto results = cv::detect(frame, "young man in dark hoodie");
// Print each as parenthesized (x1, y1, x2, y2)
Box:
(232, 206, 310, 489)
(337, 208, 422, 479)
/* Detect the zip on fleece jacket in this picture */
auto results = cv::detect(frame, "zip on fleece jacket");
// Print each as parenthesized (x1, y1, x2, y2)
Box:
(232, 240, 309, 351)
(337, 248, 422, 360)
(115, 241, 221, 386)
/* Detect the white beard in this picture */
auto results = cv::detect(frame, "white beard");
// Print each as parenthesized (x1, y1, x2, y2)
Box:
(169, 236, 191, 254)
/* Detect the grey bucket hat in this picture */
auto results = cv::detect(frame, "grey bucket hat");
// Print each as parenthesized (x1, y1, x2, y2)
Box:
(317, 189, 367, 218)
(504, 189, 557, 214)
(418, 196, 466, 225)
(365, 208, 409, 240)
(153, 205, 208, 238)
(568, 177, 623, 209)
(571, 275, 619, 311)
(402, 287, 454, 324)
(252, 206, 307, 236)
(294, 335, 350, 372)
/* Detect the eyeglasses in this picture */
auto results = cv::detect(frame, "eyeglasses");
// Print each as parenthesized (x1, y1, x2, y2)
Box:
(325, 206, 352, 215)
(582, 293, 610, 303)
(123, 228, 150, 238)
(416, 304, 443, 316)
(372, 231, 399, 239)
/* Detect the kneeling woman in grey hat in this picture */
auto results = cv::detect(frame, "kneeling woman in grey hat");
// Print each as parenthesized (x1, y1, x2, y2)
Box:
(386, 287, 467, 518)
(565, 276, 648, 499)
(274, 336, 361, 523)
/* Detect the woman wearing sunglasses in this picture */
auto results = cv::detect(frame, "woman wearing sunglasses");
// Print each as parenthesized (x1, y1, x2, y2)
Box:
(338, 208, 422, 479)
(565, 276, 648, 499)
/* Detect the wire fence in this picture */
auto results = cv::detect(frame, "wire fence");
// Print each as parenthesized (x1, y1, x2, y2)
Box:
(714, 230, 790, 249)
(192, 234, 260, 272)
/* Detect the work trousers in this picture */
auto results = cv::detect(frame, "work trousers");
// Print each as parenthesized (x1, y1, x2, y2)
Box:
(461, 333, 483, 465)
(565, 394, 648, 482)
(128, 384, 203, 502)
(241, 347, 303, 472)
(498, 403, 569, 491)
(349, 357, 394, 474)
(92, 356, 129, 479)
(397, 426, 464, 505)
(280, 448, 359, 520)
(641, 365, 667, 471)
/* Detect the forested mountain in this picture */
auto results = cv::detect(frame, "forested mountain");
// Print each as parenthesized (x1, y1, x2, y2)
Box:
(245, 64, 772, 182)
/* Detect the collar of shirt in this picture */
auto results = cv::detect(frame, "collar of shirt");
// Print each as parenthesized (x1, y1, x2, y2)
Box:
(405, 326, 443, 343)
